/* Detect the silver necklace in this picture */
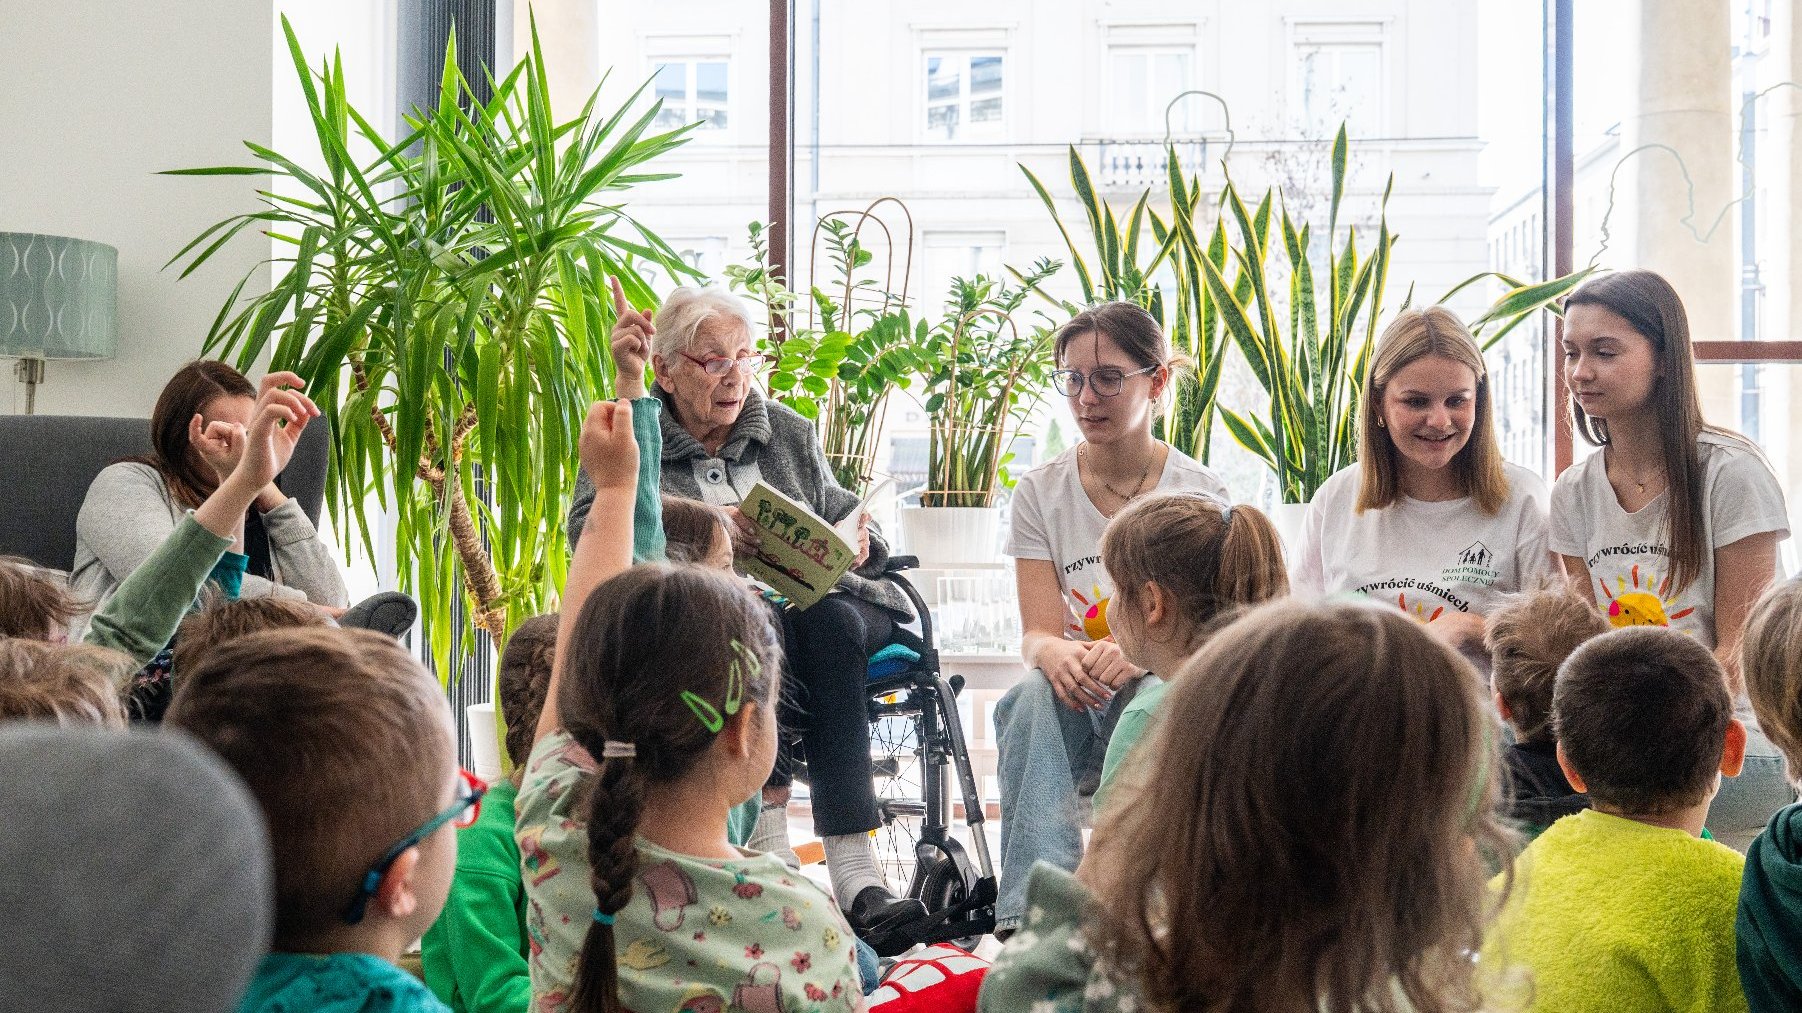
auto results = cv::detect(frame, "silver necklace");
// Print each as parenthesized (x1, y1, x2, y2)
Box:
(1082, 443, 1153, 505)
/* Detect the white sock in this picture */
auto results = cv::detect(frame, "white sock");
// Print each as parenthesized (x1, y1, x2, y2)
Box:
(823, 833, 887, 910)
(748, 803, 799, 868)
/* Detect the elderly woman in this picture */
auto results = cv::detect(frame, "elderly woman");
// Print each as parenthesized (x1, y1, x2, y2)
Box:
(567, 285, 928, 947)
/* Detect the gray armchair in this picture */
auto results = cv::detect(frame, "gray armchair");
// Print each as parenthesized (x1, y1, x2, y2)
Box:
(0, 414, 328, 572)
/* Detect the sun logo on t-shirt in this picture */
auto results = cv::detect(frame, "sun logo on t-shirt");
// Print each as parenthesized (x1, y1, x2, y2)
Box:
(1598, 565, 1694, 628)
(1068, 586, 1111, 640)
(1397, 592, 1444, 623)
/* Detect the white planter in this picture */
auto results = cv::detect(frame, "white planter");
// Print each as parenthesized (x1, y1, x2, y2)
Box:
(466, 702, 504, 783)
(900, 505, 1003, 568)
(1268, 501, 1311, 570)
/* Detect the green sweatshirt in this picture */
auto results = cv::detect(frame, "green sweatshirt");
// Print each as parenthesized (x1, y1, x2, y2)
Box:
(1093, 677, 1168, 813)
(420, 779, 529, 1013)
(81, 514, 231, 667)
(629, 395, 666, 564)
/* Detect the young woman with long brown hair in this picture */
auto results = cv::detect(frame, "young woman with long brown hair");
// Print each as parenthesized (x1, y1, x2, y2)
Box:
(1552, 268, 1793, 849)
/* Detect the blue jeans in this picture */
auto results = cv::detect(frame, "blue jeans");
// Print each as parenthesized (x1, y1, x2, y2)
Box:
(1706, 701, 1796, 852)
(994, 668, 1142, 929)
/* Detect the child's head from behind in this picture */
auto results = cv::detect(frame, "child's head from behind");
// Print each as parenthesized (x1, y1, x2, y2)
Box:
(562, 564, 783, 1010)
(660, 495, 734, 570)
(499, 613, 558, 775)
(0, 640, 131, 727)
(1099, 492, 1288, 668)
(0, 555, 87, 642)
(166, 626, 458, 951)
(1744, 579, 1802, 773)
(1088, 600, 1503, 1013)
(1485, 589, 1610, 744)
(1554, 626, 1742, 815)
(172, 595, 329, 677)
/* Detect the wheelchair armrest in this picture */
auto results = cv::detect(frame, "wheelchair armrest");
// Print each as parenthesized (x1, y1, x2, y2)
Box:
(884, 554, 920, 574)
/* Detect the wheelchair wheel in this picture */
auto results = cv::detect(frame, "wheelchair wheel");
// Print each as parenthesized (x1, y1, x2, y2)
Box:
(870, 704, 927, 890)
(916, 839, 986, 951)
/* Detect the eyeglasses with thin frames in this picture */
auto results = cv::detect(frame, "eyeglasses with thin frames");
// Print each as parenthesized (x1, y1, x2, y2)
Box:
(681, 352, 774, 377)
(343, 768, 487, 925)
(1050, 364, 1158, 398)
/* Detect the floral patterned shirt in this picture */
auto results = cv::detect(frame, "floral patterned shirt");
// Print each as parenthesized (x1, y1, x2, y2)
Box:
(517, 731, 865, 1013)
(977, 862, 1143, 1013)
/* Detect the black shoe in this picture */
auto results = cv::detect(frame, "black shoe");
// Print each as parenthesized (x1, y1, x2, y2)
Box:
(338, 591, 418, 638)
(845, 886, 928, 957)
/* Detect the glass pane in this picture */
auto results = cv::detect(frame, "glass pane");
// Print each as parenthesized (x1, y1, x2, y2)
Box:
(970, 55, 1003, 95)
(1154, 52, 1191, 134)
(695, 61, 729, 128)
(970, 96, 1002, 124)
(927, 100, 960, 141)
(1108, 51, 1147, 131)
(652, 61, 688, 129)
(926, 56, 960, 102)
(1697, 363, 1802, 570)
(653, 61, 686, 105)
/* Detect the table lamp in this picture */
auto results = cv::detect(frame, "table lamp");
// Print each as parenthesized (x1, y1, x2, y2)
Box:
(0, 233, 118, 414)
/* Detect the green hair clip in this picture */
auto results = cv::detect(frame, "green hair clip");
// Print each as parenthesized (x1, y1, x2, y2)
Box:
(681, 639, 760, 734)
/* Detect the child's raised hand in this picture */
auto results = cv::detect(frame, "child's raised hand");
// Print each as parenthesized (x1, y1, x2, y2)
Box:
(235, 382, 320, 491)
(609, 276, 654, 400)
(579, 398, 639, 493)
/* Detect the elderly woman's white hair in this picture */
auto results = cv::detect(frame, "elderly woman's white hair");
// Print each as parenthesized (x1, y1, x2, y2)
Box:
(652, 285, 758, 360)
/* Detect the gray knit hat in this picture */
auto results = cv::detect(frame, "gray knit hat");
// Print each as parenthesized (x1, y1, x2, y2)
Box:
(0, 724, 273, 1013)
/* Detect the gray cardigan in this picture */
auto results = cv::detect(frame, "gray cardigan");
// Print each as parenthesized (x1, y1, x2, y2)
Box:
(70, 462, 349, 638)
(569, 387, 911, 617)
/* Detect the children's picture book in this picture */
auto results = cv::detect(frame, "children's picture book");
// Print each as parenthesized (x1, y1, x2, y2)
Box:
(739, 481, 862, 609)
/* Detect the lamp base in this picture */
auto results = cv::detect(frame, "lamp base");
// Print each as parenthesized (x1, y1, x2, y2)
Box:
(14, 357, 45, 415)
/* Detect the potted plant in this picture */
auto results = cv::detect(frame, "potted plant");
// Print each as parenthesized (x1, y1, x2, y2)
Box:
(727, 203, 926, 496)
(902, 261, 1061, 566)
(1206, 126, 1592, 545)
(168, 16, 700, 676)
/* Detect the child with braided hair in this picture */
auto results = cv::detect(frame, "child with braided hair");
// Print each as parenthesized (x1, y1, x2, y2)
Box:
(519, 400, 863, 1013)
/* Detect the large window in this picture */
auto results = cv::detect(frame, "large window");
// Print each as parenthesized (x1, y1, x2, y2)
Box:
(652, 57, 730, 131)
(1289, 21, 1386, 138)
(924, 51, 1005, 142)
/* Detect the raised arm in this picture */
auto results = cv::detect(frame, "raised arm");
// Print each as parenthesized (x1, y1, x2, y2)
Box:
(85, 384, 322, 665)
(537, 400, 639, 745)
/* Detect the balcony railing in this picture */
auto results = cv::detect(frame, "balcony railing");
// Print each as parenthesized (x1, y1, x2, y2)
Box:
(1086, 138, 1215, 190)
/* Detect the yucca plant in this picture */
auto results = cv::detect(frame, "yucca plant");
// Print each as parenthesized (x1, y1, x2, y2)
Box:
(1209, 126, 1593, 504)
(1020, 145, 1236, 463)
(919, 261, 1062, 508)
(166, 15, 700, 676)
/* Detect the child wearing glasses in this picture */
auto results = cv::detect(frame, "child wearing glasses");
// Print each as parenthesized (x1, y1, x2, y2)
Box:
(520, 401, 864, 1012)
(168, 625, 475, 1013)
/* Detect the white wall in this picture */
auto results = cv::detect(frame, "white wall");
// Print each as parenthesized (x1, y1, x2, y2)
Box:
(0, 0, 274, 417)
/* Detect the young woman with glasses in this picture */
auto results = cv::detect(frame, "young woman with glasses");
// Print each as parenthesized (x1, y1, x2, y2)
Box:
(994, 301, 1231, 936)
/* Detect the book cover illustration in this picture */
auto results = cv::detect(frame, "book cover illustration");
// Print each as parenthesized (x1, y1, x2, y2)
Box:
(739, 481, 857, 609)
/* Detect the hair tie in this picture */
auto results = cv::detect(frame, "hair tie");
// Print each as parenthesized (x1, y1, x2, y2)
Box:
(593, 910, 616, 925)
(602, 740, 636, 759)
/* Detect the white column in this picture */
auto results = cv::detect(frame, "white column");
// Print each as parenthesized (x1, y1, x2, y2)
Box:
(512, 0, 600, 121)
(1614, 0, 1735, 342)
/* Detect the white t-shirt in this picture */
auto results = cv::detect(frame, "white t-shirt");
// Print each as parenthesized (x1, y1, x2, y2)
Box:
(1006, 443, 1229, 642)
(1293, 462, 1554, 620)
(1548, 431, 1790, 649)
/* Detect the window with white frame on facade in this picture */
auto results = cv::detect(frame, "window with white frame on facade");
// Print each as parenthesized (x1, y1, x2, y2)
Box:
(924, 51, 1005, 142)
(1106, 46, 1195, 136)
(652, 57, 730, 131)
(1289, 22, 1385, 139)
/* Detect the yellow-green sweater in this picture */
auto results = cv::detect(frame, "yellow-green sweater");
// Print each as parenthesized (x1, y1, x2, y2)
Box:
(1480, 808, 1748, 1013)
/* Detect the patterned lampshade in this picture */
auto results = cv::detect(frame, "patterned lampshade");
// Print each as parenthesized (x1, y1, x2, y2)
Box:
(0, 233, 118, 360)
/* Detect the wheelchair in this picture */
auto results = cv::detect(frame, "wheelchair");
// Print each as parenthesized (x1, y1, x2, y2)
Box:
(788, 555, 998, 953)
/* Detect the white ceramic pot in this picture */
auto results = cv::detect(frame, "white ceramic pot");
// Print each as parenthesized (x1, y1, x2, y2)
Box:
(1268, 500, 1311, 569)
(466, 701, 504, 783)
(899, 505, 1003, 568)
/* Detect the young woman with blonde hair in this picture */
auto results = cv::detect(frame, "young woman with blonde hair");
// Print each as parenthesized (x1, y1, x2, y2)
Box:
(1294, 306, 1553, 659)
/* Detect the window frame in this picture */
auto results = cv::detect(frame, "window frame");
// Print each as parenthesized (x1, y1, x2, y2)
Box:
(919, 48, 1009, 144)
(1285, 18, 1390, 139)
(641, 34, 736, 140)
